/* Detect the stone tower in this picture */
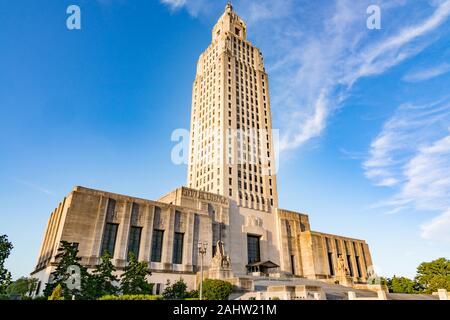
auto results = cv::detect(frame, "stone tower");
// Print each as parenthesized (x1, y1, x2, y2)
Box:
(187, 3, 279, 211)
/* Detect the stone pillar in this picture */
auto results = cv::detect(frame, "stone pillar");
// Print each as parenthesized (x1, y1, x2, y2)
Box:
(115, 201, 132, 265)
(87, 196, 108, 264)
(377, 290, 387, 300)
(357, 243, 368, 279)
(184, 212, 194, 271)
(161, 208, 175, 269)
(139, 204, 154, 262)
(438, 289, 448, 300)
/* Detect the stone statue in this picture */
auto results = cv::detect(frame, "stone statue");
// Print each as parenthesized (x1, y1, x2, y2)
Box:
(209, 240, 233, 280)
(336, 254, 353, 287)
(212, 240, 230, 269)
(337, 255, 349, 277)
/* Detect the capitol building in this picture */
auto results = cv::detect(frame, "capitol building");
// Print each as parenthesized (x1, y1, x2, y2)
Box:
(31, 4, 373, 297)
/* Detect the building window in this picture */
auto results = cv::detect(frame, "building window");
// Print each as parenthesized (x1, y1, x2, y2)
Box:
(247, 234, 261, 264)
(347, 255, 354, 277)
(151, 230, 164, 262)
(127, 226, 142, 260)
(172, 232, 184, 264)
(155, 283, 162, 295)
(130, 202, 140, 226)
(327, 252, 335, 276)
(101, 223, 119, 257)
(106, 198, 116, 222)
(35, 281, 41, 296)
(355, 256, 362, 278)
(290, 255, 295, 275)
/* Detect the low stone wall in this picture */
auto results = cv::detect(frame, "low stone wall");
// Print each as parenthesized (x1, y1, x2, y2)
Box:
(353, 283, 389, 293)
(227, 277, 255, 292)
(348, 290, 387, 300)
(433, 289, 449, 300)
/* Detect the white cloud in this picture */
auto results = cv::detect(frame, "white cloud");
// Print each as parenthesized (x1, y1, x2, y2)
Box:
(276, 0, 450, 151)
(159, 0, 450, 152)
(160, 0, 187, 10)
(13, 179, 55, 196)
(363, 100, 450, 187)
(421, 209, 450, 242)
(364, 99, 450, 242)
(403, 63, 450, 82)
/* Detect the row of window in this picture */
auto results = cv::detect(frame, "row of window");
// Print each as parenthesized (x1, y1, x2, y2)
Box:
(325, 238, 366, 278)
(100, 223, 185, 265)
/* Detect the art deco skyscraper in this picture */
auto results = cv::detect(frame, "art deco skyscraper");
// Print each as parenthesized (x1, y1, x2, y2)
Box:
(187, 4, 278, 211)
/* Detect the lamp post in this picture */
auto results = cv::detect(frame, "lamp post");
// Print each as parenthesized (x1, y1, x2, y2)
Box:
(198, 241, 207, 300)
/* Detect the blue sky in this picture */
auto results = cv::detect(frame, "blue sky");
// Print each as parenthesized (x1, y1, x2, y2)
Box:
(1, 0, 449, 279)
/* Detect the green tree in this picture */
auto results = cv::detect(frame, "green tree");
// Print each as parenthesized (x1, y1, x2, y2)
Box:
(162, 279, 188, 300)
(387, 276, 421, 294)
(415, 258, 450, 293)
(120, 252, 153, 295)
(6, 277, 38, 299)
(201, 279, 233, 300)
(84, 252, 119, 299)
(0, 235, 13, 295)
(43, 241, 88, 299)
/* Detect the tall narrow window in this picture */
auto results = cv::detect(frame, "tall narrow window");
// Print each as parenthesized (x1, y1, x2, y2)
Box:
(130, 202, 140, 226)
(101, 223, 119, 257)
(326, 237, 334, 276)
(106, 198, 116, 221)
(290, 255, 295, 275)
(353, 242, 362, 277)
(127, 226, 142, 260)
(347, 255, 354, 277)
(327, 252, 335, 276)
(247, 235, 260, 264)
(151, 230, 164, 262)
(355, 256, 362, 278)
(172, 232, 184, 264)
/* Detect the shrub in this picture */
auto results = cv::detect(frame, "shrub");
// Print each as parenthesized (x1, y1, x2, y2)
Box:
(187, 290, 199, 299)
(201, 279, 233, 300)
(162, 279, 188, 300)
(98, 294, 162, 300)
(185, 298, 199, 300)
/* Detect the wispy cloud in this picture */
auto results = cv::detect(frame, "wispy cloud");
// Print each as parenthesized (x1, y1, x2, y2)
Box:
(403, 63, 450, 82)
(273, 0, 450, 151)
(161, 0, 187, 10)
(159, 0, 217, 17)
(363, 98, 450, 242)
(159, 0, 450, 152)
(421, 209, 450, 242)
(13, 179, 55, 196)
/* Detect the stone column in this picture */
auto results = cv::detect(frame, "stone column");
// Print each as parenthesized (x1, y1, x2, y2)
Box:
(161, 208, 175, 269)
(139, 204, 154, 262)
(88, 196, 107, 264)
(115, 201, 132, 266)
(438, 289, 448, 300)
(349, 242, 359, 280)
(184, 211, 194, 271)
